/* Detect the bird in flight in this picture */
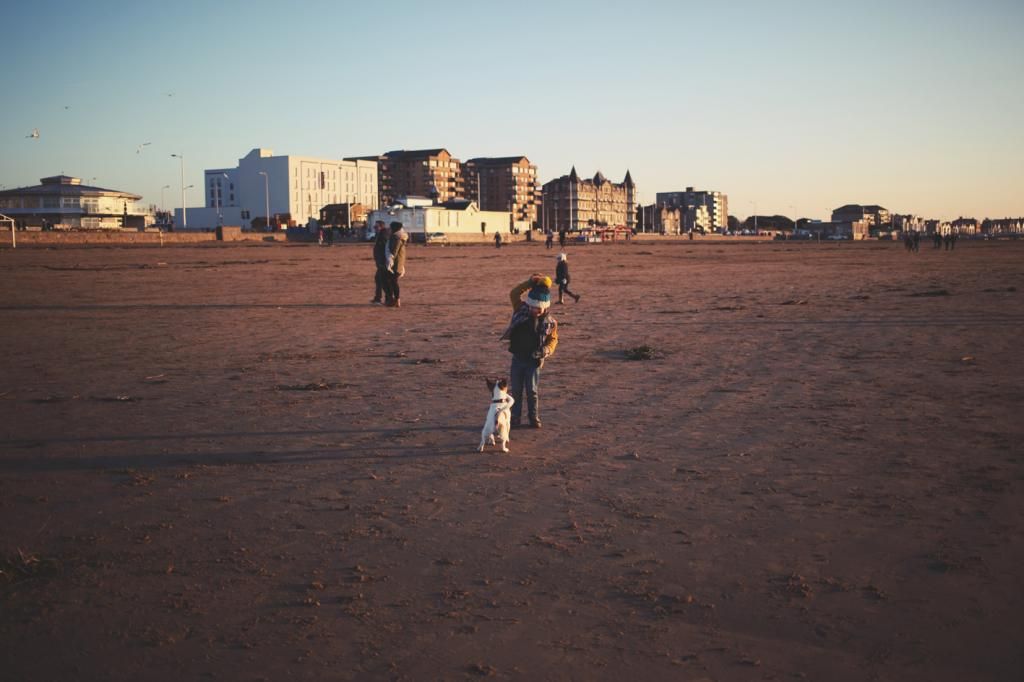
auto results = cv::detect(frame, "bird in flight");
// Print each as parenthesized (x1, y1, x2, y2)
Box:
(137, 142, 152, 154)
(27, 128, 39, 139)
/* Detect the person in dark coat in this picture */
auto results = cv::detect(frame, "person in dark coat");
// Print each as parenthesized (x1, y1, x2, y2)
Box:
(554, 253, 580, 304)
(371, 221, 389, 304)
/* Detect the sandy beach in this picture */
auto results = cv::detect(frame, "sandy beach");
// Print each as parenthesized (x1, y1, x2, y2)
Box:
(1, 239, 1022, 681)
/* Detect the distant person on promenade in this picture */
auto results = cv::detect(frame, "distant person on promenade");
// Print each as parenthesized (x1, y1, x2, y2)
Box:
(555, 253, 580, 304)
(500, 274, 559, 429)
(384, 221, 408, 307)
(371, 221, 389, 305)
(494, 231, 503, 249)
(558, 230, 566, 248)
(546, 231, 554, 249)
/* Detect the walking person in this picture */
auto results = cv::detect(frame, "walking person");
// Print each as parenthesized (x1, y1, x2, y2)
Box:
(500, 274, 559, 429)
(371, 221, 389, 305)
(554, 253, 581, 304)
(494, 231, 503, 249)
(545, 231, 554, 249)
(384, 221, 408, 308)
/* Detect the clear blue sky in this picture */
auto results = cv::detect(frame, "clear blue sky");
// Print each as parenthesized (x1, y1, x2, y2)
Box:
(1, 0, 1021, 221)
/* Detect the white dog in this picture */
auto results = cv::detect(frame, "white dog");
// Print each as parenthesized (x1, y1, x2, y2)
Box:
(479, 378, 515, 453)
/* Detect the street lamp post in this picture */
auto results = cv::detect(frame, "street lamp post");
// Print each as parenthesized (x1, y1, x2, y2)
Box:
(258, 171, 270, 231)
(215, 172, 228, 226)
(171, 154, 186, 228)
(160, 184, 170, 218)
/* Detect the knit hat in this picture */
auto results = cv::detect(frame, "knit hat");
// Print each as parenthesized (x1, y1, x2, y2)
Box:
(525, 277, 552, 310)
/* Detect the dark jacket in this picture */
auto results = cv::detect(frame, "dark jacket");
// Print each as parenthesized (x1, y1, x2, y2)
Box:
(504, 279, 558, 366)
(373, 230, 389, 268)
(556, 260, 570, 285)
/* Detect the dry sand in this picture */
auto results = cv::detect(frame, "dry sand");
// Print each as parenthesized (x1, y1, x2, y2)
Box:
(1, 239, 1022, 681)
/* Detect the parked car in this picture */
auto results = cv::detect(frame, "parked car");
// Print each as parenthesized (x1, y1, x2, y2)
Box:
(425, 231, 450, 245)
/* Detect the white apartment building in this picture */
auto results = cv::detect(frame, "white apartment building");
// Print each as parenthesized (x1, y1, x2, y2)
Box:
(656, 188, 729, 233)
(177, 148, 378, 229)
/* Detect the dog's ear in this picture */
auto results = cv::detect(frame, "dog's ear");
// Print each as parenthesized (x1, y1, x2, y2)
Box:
(498, 378, 508, 390)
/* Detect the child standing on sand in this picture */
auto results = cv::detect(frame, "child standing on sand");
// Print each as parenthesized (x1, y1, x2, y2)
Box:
(555, 253, 580, 304)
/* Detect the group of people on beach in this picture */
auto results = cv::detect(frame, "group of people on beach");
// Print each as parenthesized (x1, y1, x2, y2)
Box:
(369, 225, 581, 429)
(904, 231, 959, 252)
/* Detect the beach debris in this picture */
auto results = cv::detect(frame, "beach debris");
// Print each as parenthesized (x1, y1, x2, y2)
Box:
(1, 549, 58, 584)
(93, 394, 137, 402)
(623, 345, 658, 361)
(275, 381, 332, 391)
(960, 356, 975, 363)
(32, 395, 75, 403)
(908, 289, 950, 297)
(862, 584, 888, 600)
(467, 662, 497, 676)
(779, 299, 808, 305)
(414, 357, 443, 365)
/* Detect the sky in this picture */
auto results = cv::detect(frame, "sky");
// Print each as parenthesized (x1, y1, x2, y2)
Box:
(1, 0, 1021, 221)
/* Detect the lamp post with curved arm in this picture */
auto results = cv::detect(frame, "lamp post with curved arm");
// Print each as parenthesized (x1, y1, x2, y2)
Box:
(171, 154, 186, 228)
(215, 172, 228, 226)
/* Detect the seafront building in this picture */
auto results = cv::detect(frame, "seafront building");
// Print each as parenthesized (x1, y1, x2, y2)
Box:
(348, 149, 463, 208)
(176, 148, 378, 230)
(655, 188, 729, 233)
(0, 175, 151, 229)
(540, 167, 636, 233)
(367, 196, 512, 239)
(831, 204, 890, 227)
(462, 156, 540, 231)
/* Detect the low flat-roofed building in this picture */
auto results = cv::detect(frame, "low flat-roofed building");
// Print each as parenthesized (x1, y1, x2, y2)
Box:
(0, 175, 151, 229)
(367, 197, 512, 240)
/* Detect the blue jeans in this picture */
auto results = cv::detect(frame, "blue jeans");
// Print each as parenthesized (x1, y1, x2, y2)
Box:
(509, 356, 540, 423)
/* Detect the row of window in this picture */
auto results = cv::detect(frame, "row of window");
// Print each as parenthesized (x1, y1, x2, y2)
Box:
(0, 196, 116, 212)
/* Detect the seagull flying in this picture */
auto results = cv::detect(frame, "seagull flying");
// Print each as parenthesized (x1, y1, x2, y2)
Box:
(137, 142, 152, 154)
(27, 128, 39, 139)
